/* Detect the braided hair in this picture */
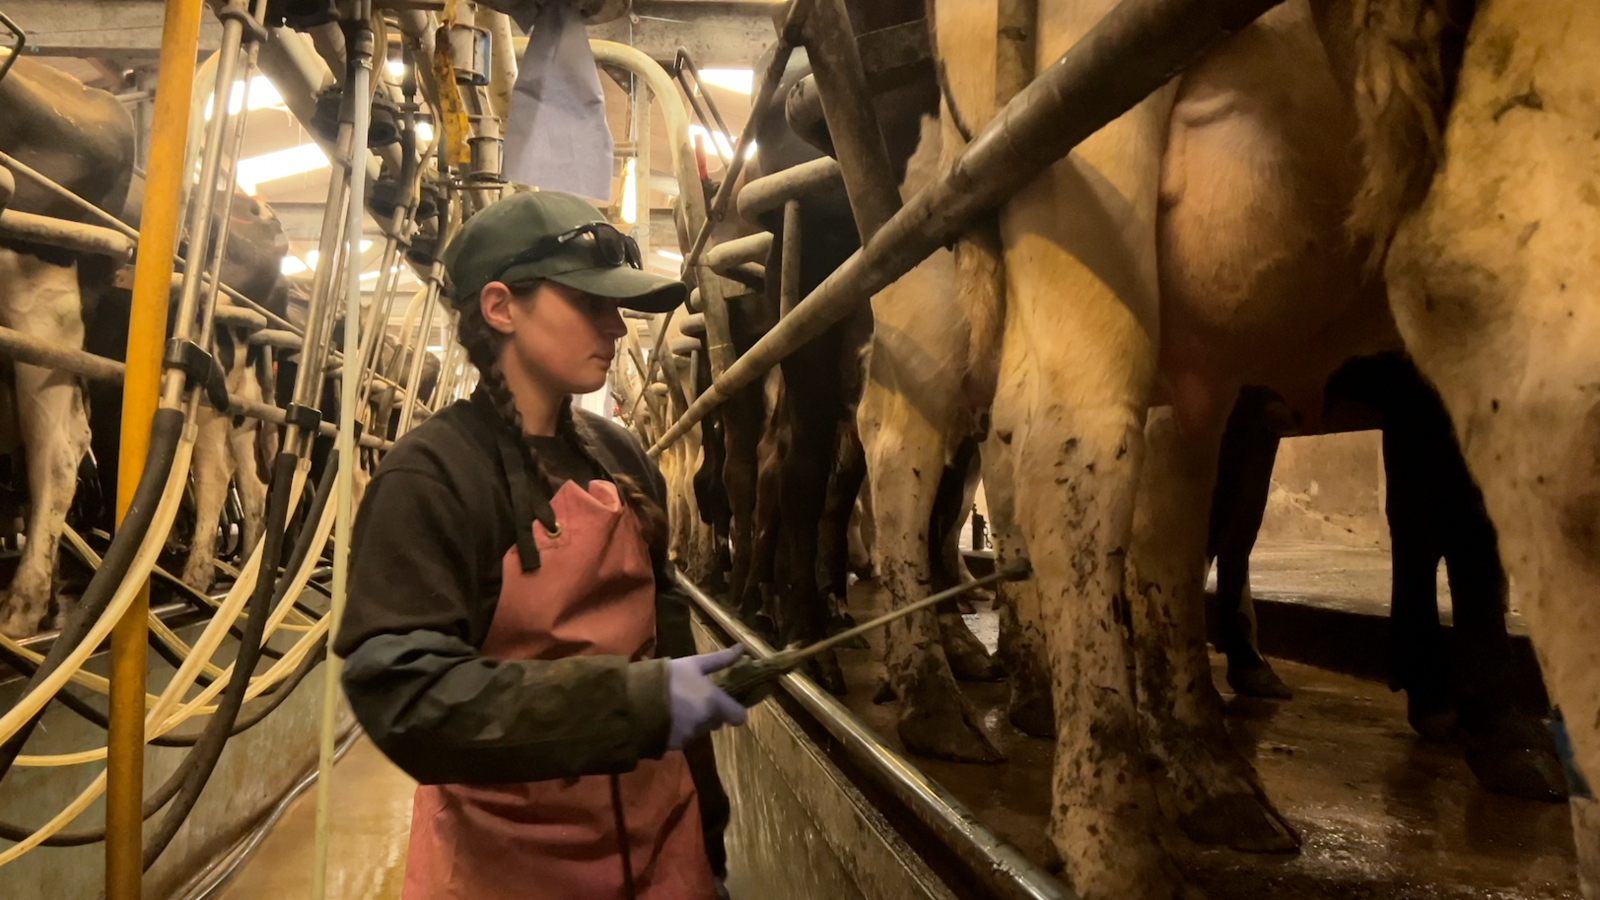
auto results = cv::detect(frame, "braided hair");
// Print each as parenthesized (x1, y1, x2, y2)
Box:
(457, 282, 669, 549)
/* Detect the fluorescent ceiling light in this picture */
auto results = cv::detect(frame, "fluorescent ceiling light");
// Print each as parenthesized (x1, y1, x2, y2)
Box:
(203, 75, 286, 120)
(655, 249, 683, 262)
(361, 269, 382, 281)
(236, 142, 328, 193)
(280, 255, 308, 275)
(426, 345, 444, 352)
(386, 59, 406, 77)
(305, 250, 319, 269)
(415, 120, 435, 143)
(697, 68, 753, 94)
(688, 125, 735, 161)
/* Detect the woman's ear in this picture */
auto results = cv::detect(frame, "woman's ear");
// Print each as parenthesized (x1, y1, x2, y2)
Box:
(479, 282, 517, 335)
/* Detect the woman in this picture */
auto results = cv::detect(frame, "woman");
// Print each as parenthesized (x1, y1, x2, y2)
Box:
(335, 190, 749, 900)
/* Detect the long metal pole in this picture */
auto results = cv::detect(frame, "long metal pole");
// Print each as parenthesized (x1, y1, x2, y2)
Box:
(106, 0, 204, 894)
(312, 8, 374, 899)
(648, 0, 1285, 456)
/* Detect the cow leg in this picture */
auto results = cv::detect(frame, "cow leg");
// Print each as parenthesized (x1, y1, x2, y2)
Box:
(1377, 2, 1600, 891)
(983, 427, 1055, 738)
(1128, 406, 1299, 853)
(817, 422, 866, 636)
(928, 438, 999, 681)
(859, 370, 1002, 763)
(182, 409, 232, 591)
(1208, 387, 1290, 698)
(228, 369, 268, 556)
(0, 250, 91, 637)
(993, 116, 1189, 900)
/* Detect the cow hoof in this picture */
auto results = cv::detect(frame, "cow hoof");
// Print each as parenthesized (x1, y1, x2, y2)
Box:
(804, 651, 849, 696)
(898, 710, 1005, 764)
(1007, 690, 1056, 739)
(872, 679, 898, 704)
(941, 617, 1001, 682)
(1178, 791, 1301, 853)
(1467, 746, 1569, 801)
(1226, 660, 1292, 700)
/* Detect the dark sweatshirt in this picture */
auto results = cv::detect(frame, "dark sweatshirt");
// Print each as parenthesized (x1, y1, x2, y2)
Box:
(335, 389, 728, 868)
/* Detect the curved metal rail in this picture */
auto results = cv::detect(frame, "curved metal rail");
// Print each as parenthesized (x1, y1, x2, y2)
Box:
(676, 574, 1073, 900)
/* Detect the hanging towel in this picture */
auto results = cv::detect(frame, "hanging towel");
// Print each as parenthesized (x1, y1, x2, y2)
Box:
(502, 0, 615, 202)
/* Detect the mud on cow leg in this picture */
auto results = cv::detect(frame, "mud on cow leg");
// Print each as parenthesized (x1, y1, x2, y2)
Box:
(1376, 1, 1600, 890)
(0, 250, 93, 637)
(1129, 407, 1298, 853)
(859, 403, 1002, 764)
(929, 439, 1000, 682)
(983, 428, 1055, 738)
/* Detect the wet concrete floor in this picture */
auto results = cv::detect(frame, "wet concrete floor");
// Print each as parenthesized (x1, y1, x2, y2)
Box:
(217, 737, 414, 900)
(838, 575, 1578, 899)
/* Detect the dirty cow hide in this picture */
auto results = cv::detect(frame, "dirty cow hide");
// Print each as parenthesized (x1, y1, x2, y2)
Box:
(0, 59, 132, 637)
(1342, 0, 1599, 891)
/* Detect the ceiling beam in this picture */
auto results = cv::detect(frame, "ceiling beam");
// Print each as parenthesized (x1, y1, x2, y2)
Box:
(7, 1, 778, 68)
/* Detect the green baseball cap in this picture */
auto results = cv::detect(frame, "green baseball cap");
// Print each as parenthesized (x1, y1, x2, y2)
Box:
(441, 191, 687, 313)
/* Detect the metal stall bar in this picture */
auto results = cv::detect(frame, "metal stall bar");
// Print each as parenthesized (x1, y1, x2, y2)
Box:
(677, 574, 1071, 900)
(736, 156, 843, 221)
(107, 0, 206, 892)
(648, 0, 1286, 456)
(801, 0, 901, 241)
(313, 6, 376, 896)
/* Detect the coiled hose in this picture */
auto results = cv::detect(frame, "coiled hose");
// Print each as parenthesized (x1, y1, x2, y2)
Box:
(0, 448, 339, 848)
(140, 447, 320, 869)
(0, 408, 185, 778)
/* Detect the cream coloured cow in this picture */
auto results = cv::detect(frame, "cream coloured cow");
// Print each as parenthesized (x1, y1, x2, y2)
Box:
(865, 0, 1599, 896)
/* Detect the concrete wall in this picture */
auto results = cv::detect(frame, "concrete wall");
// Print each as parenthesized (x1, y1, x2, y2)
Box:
(1258, 430, 1388, 551)
(0, 621, 349, 898)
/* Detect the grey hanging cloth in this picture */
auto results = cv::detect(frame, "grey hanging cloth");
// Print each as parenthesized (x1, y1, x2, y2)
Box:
(501, 0, 614, 201)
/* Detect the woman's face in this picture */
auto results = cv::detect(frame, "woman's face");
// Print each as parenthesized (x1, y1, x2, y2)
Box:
(486, 280, 627, 396)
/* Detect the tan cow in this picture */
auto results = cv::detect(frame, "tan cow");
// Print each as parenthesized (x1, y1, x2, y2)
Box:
(866, 0, 1600, 896)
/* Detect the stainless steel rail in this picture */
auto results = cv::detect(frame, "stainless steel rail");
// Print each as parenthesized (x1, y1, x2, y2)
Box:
(675, 573, 1073, 900)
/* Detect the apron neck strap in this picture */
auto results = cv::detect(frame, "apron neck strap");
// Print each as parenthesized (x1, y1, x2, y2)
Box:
(477, 393, 561, 573)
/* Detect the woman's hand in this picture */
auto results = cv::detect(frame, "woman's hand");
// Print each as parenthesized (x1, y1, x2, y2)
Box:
(666, 645, 749, 750)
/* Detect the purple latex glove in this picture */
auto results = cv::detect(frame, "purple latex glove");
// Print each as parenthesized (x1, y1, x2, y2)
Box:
(667, 645, 748, 750)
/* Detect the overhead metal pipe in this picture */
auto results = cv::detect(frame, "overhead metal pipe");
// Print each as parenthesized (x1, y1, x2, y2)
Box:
(735, 156, 842, 222)
(801, 0, 901, 241)
(648, 0, 1286, 456)
(701, 232, 773, 271)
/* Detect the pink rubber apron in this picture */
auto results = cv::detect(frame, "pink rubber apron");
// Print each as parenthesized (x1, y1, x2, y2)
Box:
(401, 478, 715, 900)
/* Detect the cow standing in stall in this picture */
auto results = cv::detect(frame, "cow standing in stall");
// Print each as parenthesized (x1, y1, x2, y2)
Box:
(0, 59, 289, 634)
(859, 0, 1600, 895)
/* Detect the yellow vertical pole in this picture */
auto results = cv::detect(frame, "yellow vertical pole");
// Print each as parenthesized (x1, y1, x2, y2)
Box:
(107, 1, 203, 896)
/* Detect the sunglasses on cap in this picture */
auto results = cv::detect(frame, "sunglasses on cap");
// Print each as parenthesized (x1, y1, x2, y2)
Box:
(492, 221, 643, 284)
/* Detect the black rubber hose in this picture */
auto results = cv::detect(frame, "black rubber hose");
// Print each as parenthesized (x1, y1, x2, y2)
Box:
(0, 454, 339, 848)
(141, 446, 324, 870)
(0, 408, 186, 781)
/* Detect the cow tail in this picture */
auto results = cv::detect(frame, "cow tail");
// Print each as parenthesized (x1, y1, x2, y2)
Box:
(1347, 0, 1477, 272)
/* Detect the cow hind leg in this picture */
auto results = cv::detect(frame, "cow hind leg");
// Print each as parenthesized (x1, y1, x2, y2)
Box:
(182, 410, 232, 592)
(928, 440, 999, 681)
(0, 251, 92, 637)
(1129, 407, 1298, 853)
(1208, 388, 1290, 698)
(983, 427, 1054, 738)
(860, 392, 1002, 763)
(1375, 0, 1600, 890)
